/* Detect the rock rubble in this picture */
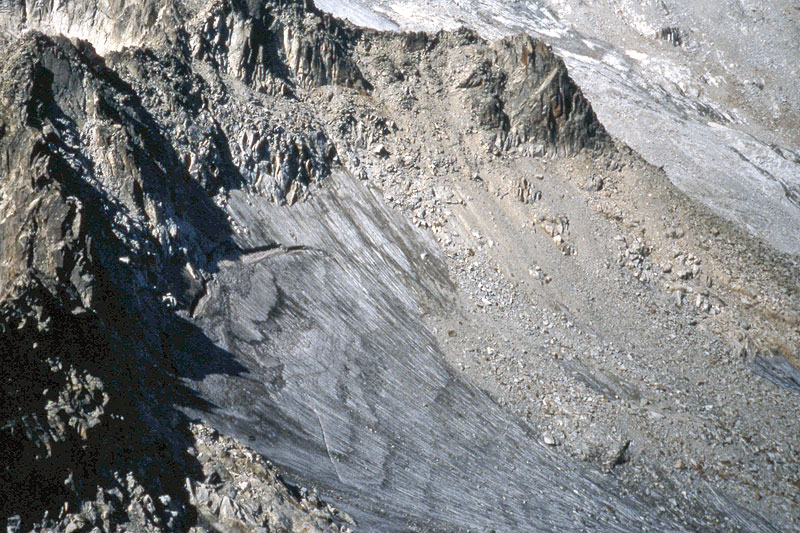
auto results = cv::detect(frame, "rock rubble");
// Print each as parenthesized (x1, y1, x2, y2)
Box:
(0, 0, 798, 531)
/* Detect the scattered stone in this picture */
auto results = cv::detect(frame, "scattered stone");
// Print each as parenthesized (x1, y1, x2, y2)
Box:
(188, 423, 351, 532)
(674, 289, 685, 306)
(372, 143, 390, 157)
(513, 177, 542, 204)
(585, 175, 604, 192)
(286, 180, 300, 206)
(665, 227, 685, 239)
(657, 27, 683, 46)
(5, 516, 21, 533)
(607, 440, 631, 468)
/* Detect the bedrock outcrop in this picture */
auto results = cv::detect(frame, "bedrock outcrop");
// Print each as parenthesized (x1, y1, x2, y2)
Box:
(1, 0, 796, 531)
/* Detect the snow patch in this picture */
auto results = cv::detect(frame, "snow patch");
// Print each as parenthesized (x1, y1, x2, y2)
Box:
(314, 0, 400, 31)
(625, 49, 648, 61)
(602, 52, 629, 72)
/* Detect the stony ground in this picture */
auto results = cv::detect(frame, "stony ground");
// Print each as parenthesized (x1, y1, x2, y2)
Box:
(186, 423, 353, 533)
(305, 28, 800, 530)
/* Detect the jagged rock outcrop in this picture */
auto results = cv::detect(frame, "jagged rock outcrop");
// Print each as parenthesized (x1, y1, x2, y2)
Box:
(0, 0, 184, 53)
(0, 32, 211, 530)
(458, 34, 608, 155)
(0, 7, 432, 528)
(190, 0, 370, 94)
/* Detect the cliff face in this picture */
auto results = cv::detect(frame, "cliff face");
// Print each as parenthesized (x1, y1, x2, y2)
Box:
(458, 34, 607, 155)
(0, 32, 233, 530)
(1, 0, 798, 531)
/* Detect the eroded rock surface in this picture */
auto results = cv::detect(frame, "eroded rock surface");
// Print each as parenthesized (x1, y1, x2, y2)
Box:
(1, 0, 798, 532)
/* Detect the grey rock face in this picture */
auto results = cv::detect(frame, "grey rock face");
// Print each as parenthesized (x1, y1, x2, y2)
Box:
(189, 0, 371, 94)
(473, 35, 608, 155)
(0, 0, 791, 531)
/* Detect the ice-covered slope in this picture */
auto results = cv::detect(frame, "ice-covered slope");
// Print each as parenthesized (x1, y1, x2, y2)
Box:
(316, 0, 800, 256)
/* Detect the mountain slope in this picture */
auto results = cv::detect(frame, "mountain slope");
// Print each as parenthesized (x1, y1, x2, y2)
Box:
(316, 0, 800, 256)
(1, 0, 798, 531)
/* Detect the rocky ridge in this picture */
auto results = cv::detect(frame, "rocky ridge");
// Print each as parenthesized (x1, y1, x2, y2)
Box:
(0, 0, 798, 531)
(0, 19, 349, 532)
(316, 0, 800, 256)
